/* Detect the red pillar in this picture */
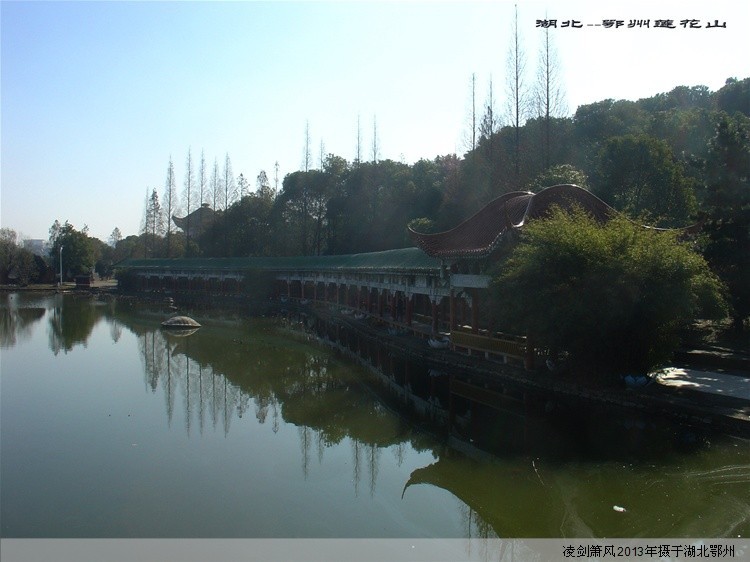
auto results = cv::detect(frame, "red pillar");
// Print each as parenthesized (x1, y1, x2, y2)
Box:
(406, 294, 413, 327)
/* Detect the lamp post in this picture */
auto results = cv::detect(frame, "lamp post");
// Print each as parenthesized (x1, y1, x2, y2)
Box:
(59, 245, 64, 287)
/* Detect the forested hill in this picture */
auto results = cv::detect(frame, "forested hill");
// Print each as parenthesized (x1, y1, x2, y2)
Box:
(179, 77, 746, 260)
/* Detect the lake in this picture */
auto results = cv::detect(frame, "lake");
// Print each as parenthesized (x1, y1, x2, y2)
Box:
(1, 292, 748, 539)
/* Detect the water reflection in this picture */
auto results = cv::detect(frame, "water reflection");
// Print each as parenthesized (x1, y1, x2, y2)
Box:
(2, 294, 748, 539)
(47, 294, 112, 354)
(118, 314, 424, 500)
(0, 294, 45, 347)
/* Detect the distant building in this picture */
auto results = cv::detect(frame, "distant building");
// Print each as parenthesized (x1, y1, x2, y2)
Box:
(23, 239, 47, 257)
(172, 203, 216, 238)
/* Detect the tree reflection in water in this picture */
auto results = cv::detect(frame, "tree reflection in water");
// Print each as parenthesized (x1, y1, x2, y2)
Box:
(0, 294, 45, 348)
(131, 321, 415, 499)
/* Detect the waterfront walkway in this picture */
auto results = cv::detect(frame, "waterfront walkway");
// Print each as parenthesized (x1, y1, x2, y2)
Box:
(656, 366, 750, 401)
(650, 364, 749, 436)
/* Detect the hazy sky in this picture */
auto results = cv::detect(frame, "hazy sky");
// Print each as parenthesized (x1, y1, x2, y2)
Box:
(2, 0, 748, 243)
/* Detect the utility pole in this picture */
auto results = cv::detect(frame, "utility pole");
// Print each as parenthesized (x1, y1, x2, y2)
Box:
(59, 245, 64, 287)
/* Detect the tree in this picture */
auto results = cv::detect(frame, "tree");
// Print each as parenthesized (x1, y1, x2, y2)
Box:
(355, 115, 363, 166)
(223, 153, 236, 209)
(163, 157, 179, 257)
(237, 173, 250, 199)
(462, 73, 478, 155)
(0, 229, 39, 285)
(534, 19, 566, 170)
(256, 170, 274, 200)
(183, 149, 196, 256)
(109, 227, 122, 248)
(371, 115, 380, 164)
(573, 99, 651, 156)
(593, 134, 697, 226)
(209, 158, 222, 252)
(506, 3, 529, 185)
(198, 150, 208, 205)
(478, 77, 498, 146)
(93, 237, 115, 278)
(701, 113, 750, 330)
(489, 207, 727, 380)
(210, 158, 222, 212)
(715, 77, 750, 116)
(143, 189, 163, 258)
(47, 221, 96, 280)
(527, 164, 588, 192)
(222, 153, 237, 254)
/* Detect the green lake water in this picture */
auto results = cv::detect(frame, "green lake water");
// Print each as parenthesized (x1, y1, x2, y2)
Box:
(1, 293, 748, 538)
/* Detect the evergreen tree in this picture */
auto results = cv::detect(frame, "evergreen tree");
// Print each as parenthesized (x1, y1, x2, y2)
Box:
(702, 113, 750, 330)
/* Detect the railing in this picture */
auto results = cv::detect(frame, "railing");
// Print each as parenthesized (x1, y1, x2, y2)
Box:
(450, 330, 526, 362)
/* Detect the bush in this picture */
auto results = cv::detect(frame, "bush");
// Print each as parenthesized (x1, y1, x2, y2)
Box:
(114, 268, 138, 292)
(489, 207, 727, 379)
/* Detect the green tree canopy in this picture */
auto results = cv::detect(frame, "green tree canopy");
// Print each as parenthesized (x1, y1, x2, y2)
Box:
(489, 207, 727, 380)
(701, 113, 750, 329)
(48, 221, 95, 280)
(527, 164, 589, 192)
(592, 134, 698, 227)
(0, 228, 41, 285)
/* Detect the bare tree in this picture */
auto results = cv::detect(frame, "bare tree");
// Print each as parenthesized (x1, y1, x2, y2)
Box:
(222, 154, 236, 254)
(223, 153, 236, 210)
(372, 115, 379, 164)
(208, 157, 222, 253)
(506, 3, 529, 183)
(303, 121, 312, 172)
(198, 150, 208, 206)
(462, 73, 478, 155)
(534, 20, 566, 170)
(183, 149, 195, 256)
(163, 157, 179, 257)
(138, 189, 149, 257)
(479, 76, 498, 149)
(355, 114, 362, 165)
(210, 158, 222, 212)
(274, 161, 280, 193)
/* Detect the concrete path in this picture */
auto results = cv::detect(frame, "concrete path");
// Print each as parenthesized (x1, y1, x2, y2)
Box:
(655, 366, 750, 401)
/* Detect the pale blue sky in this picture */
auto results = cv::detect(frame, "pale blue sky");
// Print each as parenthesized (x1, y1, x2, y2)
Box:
(2, 0, 748, 242)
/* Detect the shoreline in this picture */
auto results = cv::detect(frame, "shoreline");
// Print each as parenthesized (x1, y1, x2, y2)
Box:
(5, 285, 748, 438)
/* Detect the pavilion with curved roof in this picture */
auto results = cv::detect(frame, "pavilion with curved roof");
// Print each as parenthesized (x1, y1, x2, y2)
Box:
(408, 184, 615, 260)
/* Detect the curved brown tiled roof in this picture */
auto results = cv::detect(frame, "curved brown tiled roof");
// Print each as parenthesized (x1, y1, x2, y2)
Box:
(408, 184, 616, 259)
